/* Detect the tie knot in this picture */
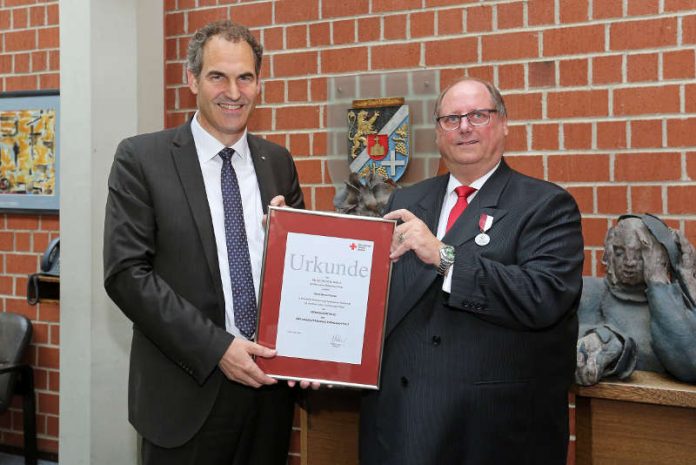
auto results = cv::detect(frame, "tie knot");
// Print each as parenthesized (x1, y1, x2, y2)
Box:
(219, 147, 235, 162)
(455, 185, 476, 199)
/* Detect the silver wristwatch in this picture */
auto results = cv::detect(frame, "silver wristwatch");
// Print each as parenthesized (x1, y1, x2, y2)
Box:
(437, 244, 455, 276)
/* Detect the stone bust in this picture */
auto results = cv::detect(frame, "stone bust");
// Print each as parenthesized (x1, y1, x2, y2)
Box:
(575, 214, 696, 386)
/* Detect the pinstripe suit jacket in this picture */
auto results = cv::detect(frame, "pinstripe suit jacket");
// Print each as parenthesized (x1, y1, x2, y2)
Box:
(360, 159, 584, 465)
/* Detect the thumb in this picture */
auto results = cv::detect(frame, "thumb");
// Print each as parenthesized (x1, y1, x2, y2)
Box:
(248, 342, 277, 359)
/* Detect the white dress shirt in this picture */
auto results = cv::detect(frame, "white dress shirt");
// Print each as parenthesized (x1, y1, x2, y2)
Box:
(437, 162, 500, 293)
(191, 113, 264, 339)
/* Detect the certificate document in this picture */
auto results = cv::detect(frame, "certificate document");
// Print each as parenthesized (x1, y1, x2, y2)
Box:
(276, 232, 373, 364)
(256, 207, 395, 389)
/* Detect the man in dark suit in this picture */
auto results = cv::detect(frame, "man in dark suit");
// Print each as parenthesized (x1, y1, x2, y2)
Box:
(360, 78, 584, 465)
(103, 21, 303, 465)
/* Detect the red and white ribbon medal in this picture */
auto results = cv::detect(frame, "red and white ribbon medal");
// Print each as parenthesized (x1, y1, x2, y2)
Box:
(475, 214, 494, 246)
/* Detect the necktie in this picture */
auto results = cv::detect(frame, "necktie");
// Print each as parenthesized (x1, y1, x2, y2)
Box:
(219, 148, 257, 338)
(446, 185, 477, 232)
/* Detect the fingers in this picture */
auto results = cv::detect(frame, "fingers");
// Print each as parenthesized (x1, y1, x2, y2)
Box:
(384, 208, 416, 222)
(219, 339, 277, 388)
(248, 341, 277, 359)
(270, 195, 286, 208)
(286, 379, 325, 389)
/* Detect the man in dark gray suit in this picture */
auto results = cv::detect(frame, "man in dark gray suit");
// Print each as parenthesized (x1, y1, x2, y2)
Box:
(104, 21, 303, 465)
(360, 78, 584, 465)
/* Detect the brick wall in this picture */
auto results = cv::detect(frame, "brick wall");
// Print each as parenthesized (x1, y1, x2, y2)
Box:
(163, 1, 695, 464)
(0, 0, 60, 457)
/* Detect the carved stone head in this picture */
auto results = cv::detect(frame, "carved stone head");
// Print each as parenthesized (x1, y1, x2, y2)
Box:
(603, 218, 650, 289)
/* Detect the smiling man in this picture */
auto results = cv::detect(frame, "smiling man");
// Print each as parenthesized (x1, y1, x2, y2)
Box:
(359, 78, 585, 465)
(104, 21, 303, 465)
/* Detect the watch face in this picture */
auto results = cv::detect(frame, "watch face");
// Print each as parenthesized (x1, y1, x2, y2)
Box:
(441, 245, 455, 261)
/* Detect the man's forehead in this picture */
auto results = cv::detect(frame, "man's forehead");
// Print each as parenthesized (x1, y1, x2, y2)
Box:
(441, 81, 492, 109)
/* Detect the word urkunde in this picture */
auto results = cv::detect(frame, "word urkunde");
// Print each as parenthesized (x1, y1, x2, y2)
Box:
(289, 254, 369, 277)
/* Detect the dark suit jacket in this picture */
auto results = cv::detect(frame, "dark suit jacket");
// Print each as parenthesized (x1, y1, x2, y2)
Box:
(103, 122, 304, 447)
(360, 159, 584, 465)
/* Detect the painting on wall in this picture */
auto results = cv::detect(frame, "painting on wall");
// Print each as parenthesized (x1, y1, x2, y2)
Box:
(0, 90, 59, 212)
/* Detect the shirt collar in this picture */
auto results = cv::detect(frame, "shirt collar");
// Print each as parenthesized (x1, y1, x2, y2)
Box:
(190, 111, 251, 163)
(446, 161, 501, 195)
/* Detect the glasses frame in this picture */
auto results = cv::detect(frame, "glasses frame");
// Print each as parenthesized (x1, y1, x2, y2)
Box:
(435, 109, 498, 131)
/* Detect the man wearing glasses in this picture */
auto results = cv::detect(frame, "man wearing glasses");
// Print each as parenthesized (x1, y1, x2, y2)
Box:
(360, 78, 584, 465)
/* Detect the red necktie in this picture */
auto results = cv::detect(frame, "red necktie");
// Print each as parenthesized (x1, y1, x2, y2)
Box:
(446, 185, 477, 232)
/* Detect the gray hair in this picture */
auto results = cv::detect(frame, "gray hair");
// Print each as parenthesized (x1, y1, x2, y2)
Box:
(433, 77, 508, 121)
(186, 20, 263, 78)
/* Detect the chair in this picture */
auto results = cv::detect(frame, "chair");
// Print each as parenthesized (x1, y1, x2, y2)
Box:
(0, 312, 37, 465)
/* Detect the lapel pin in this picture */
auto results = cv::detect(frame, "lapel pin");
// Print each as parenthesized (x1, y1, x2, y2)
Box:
(475, 213, 494, 246)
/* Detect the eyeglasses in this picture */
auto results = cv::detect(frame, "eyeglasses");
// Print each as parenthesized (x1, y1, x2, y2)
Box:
(435, 109, 498, 131)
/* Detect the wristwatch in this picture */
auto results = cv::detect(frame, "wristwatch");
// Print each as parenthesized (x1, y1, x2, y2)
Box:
(437, 244, 455, 276)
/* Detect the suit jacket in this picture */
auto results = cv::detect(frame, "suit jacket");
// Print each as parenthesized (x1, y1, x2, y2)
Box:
(360, 159, 584, 465)
(103, 122, 304, 447)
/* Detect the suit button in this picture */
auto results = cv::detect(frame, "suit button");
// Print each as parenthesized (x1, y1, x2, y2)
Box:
(400, 376, 409, 387)
(432, 335, 441, 346)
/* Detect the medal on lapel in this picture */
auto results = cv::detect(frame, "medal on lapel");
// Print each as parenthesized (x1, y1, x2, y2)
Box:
(475, 214, 494, 246)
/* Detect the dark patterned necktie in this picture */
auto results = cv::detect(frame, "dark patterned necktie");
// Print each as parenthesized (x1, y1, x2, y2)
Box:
(219, 148, 257, 338)
(446, 185, 477, 232)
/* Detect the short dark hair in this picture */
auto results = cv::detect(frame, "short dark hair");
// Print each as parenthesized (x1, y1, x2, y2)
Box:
(186, 20, 263, 78)
(433, 77, 508, 121)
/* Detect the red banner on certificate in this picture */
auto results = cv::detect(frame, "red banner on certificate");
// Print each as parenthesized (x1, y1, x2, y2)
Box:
(256, 207, 395, 389)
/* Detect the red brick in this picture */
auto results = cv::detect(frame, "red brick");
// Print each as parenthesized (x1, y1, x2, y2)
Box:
(547, 90, 608, 118)
(614, 85, 680, 116)
(39, 73, 59, 90)
(229, 3, 272, 28)
(505, 155, 544, 179)
(259, 27, 281, 52)
(287, 79, 307, 102)
(664, 49, 695, 80)
(548, 154, 610, 182)
(0, 276, 12, 295)
(186, 8, 226, 33)
(566, 186, 594, 213)
(12, 7, 28, 28)
(615, 152, 681, 181)
(426, 0, 478, 5)
(48, 49, 59, 70)
(276, 105, 320, 131)
(332, 19, 355, 45)
(29, 5, 45, 27)
(40, 216, 59, 232)
(383, 14, 407, 40)
(497, 2, 524, 29)
(560, 0, 589, 22)
(665, 0, 696, 11)
(284, 25, 306, 49)
(310, 78, 327, 102)
(38, 301, 59, 323)
(507, 92, 544, 120)
(592, 55, 622, 84)
(38, 392, 58, 415)
(323, 0, 369, 19)
(5, 254, 37, 275)
(247, 107, 272, 132)
(31, 50, 47, 72)
(597, 121, 627, 149)
(262, 80, 284, 104)
(411, 11, 435, 38)
(14, 53, 30, 73)
(668, 186, 696, 214)
(544, 25, 604, 57)
(46, 3, 58, 25)
(289, 134, 310, 157)
(274, 51, 318, 77)
(4, 0, 37, 6)
(667, 118, 696, 147)
(564, 123, 592, 149)
(0, 232, 13, 251)
(582, 217, 612, 247)
(314, 186, 337, 212)
(466, 4, 492, 32)
(6, 215, 39, 231)
(372, 0, 420, 12)
(684, 14, 696, 44)
(528, 0, 555, 25)
(38, 346, 59, 370)
(528, 61, 556, 88)
(295, 159, 323, 184)
(559, 59, 588, 87)
(32, 322, 49, 344)
(358, 17, 380, 42)
(532, 124, 559, 150)
(274, 0, 319, 23)
(164, 12, 185, 36)
(437, 9, 462, 35)
(627, 53, 658, 82)
(38, 438, 58, 455)
(5, 30, 36, 52)
(14, 232, 31, 252)
(5, 299, 37, 320)
(497, 63, 525, 90)
(611, 18, 677, 50)
(627, 0, 660, 15)
(372, 43, 419, 70)
(593, 0, 622, 19)
(597, 185, 628, 215)
(165, 62, 184, 85)
(425, 37, 477, 66)
(321, 47, 367, 73)
(630, 120, 663, 148)
(631, 186, 663, 214)
(505, 124, 528, 152)
(0, 10, 10, 30)
(483, 31, 538, 61)
(50, 324, 60, 345)
(309, 22, 330, 47)
(46, 415, 58, 437)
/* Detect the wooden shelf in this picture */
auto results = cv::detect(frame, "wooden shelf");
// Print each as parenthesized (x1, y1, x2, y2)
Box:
(27, 274, 59, 304)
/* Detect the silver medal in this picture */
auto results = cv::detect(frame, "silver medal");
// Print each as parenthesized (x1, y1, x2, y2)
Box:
(475, 233, 490, 246)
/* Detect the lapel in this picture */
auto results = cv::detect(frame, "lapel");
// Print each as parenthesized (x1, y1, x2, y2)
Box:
(386, 175, 448, 336)
(247, 134, 273, 213)
(170, 122, 225, 304)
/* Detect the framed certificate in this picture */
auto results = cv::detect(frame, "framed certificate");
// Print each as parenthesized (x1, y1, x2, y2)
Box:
(256, 207, 395, 389)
